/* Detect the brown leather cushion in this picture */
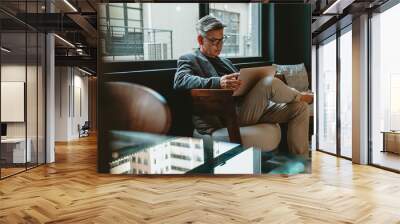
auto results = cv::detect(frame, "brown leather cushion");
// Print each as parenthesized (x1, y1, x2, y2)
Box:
(105, 82, 171, 134)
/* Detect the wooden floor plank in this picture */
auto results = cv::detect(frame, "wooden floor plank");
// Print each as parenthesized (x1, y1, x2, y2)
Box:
(0, 135, 400, 223)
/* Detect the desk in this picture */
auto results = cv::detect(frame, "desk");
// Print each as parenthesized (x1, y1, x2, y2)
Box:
(1, 138, 31, 164)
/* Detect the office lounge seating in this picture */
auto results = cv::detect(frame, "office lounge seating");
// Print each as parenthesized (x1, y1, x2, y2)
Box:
(104, 82, 172, 134)
(102, 65, 312, 151)
(191, 88, 281, 152)
(274, 63, 314, 142)
(189, 65, 313, 152)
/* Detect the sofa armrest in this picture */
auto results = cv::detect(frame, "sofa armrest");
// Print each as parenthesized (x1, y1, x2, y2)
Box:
(190, 89, 241, 143)
(190, 89, 234, 115)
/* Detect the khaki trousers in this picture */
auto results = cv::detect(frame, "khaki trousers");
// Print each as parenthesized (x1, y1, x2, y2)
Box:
(237, 76, 310, 155)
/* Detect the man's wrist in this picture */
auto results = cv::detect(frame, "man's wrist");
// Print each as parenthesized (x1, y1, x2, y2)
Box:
(211, 77, 222, 89)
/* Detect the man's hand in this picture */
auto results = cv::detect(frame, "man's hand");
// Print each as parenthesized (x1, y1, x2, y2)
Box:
(220, 73, 241, 90)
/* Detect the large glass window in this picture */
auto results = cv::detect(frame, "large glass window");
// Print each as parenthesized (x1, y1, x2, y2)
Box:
(317, 36, 337, 154)
(371, 4, 400, 171)
(99, 3, 261, 62)
(339, 29, 352, 158)
(210, 3, 261, 57)
(99, 3, 199, 61)
(317, 28, 353, 159)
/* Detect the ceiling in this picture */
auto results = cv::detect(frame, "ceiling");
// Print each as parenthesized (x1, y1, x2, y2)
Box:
(310, 0, 389, 43)
(0, 0, 98, 73)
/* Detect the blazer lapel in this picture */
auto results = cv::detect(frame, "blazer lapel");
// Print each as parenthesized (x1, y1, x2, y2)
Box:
(194, 49, 219, 77)
(222, 58, 239, 73)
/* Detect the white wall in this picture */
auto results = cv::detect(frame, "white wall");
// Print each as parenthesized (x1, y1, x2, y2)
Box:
(1, 65, 27, 139)
(55, 67, 89, 141)
(1, 65, 41, 137)
(1, 63, 46, 164)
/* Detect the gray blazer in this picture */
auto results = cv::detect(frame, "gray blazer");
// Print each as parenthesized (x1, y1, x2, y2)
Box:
(174, 49, 239, 90)
(173, 49, 239, 135)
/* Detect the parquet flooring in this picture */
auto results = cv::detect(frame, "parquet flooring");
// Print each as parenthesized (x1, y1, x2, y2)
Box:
(1, 135, 400, 223)
(1, 167, 26, 178)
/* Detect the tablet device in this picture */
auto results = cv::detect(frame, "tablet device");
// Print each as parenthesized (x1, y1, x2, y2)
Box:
(233, 66, 276, 96)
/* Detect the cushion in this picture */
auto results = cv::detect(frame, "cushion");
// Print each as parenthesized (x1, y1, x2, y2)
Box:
(273, 63, 309, 92)
(211, 123, 281, 152)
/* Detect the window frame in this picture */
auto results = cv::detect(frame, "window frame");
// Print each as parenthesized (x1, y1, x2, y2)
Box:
(101, 2, 269, 71)
(0, 1, 48, 180)
(368, 0, 400, 173)
(315, 24, 353, 161)
(316, 33, 338, 157)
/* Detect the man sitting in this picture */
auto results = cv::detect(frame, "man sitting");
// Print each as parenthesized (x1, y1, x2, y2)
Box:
(173, 15, 313, 157)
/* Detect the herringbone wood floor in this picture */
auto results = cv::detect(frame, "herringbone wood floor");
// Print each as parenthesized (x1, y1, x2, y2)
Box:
(1, 135, 400, 224)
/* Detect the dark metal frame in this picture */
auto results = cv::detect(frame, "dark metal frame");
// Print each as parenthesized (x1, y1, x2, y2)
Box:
(315, 44, 319, 151)
(0, 0, 47, 180)
(315, 24, 352, 161)
(367, 11, 373, 166)
(336, 28, 341, 158)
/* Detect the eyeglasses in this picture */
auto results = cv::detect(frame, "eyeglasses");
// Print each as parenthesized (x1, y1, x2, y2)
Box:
(204, 35, 229, 46)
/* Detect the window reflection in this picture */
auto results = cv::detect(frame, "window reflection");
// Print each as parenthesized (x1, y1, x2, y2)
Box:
(110, 137, 205, 174)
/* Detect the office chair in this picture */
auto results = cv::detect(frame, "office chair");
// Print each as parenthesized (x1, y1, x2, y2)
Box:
(78, 121, 90, 138)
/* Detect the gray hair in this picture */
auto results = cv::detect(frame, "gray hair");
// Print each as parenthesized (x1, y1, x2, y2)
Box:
(196, 15, 226, 37)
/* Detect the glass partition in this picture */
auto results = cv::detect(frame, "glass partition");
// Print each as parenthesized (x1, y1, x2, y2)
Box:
(317, 36, 337, 155)
(1, 31, 28, 177)
(0, 1, 46, 179)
